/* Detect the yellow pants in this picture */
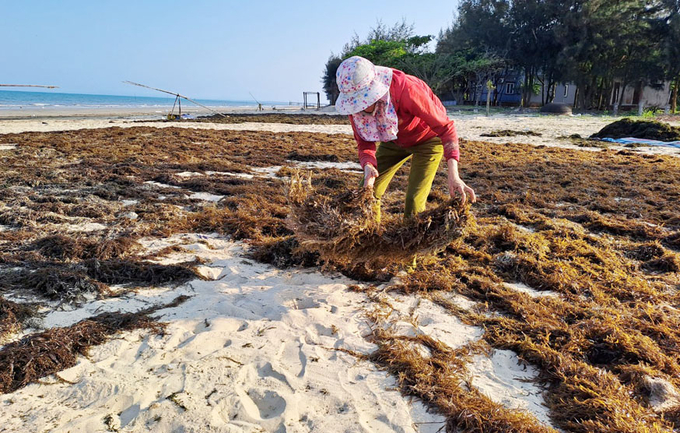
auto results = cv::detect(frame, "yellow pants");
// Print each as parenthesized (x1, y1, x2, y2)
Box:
(364, 137, 444, 222)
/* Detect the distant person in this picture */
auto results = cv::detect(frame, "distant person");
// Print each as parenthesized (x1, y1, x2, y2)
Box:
(335, 56, 476, 222)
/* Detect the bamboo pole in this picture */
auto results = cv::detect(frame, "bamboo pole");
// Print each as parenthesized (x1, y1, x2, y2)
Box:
(123, 81, 227, 118)
(248, 92, 262, 111)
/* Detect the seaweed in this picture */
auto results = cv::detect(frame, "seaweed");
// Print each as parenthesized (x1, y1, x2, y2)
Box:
(194, 113, 349, 125)
(0, 296, 188, 394)
(287, 172, 472, 265)
(643, 253, 680, 273)
(170, 205, 291, 240)
(481, 129, 543, 137)
(591, 118, 680, 141)
(367, 328, 554, 432)
(2, 122, 680, 429)
(0, 297, 38, 342)
(559, 134, 612, 148)
(248, 236, 319, 268)
(1, 266, 109, 303)
(31, 234, 141, 261)
(286, 150, 340, 162)
(83, 259, 201, 286)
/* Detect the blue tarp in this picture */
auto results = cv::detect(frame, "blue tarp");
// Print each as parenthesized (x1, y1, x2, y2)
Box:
(599, 137, 680, 149)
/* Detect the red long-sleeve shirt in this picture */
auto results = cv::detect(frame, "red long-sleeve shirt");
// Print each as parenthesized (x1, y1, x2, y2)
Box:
(349, 69, 460, 168)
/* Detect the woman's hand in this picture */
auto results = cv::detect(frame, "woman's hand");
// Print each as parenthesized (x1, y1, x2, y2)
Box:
(363, 164, 379, 188)
(447, 159, 476, 204)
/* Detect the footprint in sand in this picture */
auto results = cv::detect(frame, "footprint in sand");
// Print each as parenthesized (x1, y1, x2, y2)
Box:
(243, 389, 286, 419)
(233, 361, 293, 424)
(258, 362, 294, 391)
(285, 296, 320, 310)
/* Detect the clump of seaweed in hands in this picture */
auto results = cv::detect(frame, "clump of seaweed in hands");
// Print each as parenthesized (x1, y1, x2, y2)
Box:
(287, 171, 473, 266)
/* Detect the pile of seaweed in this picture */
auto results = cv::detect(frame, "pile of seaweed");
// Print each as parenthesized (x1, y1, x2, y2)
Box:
(591, 118, 680, 141)
(0, 298, 37, 342)
(287, 172, 472, 265)
(481, 129, 543, 137)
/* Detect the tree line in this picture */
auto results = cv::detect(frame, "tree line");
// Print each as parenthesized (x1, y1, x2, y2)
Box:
(323, 1, 680, 112)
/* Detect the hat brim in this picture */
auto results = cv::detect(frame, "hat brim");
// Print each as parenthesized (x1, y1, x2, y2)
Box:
(335, 66, 393, 115)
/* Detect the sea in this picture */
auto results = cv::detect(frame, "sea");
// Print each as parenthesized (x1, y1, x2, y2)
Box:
(0, 90, 287, 111)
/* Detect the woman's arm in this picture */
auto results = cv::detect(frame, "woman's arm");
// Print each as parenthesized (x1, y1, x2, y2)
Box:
(349, 114, 380, 187)
(350, 114, 378, 169)
(446, 156, 476, 204)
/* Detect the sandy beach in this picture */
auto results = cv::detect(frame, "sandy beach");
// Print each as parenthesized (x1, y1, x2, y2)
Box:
(2, 106, 679, 157)
(1, 109, 680, 432)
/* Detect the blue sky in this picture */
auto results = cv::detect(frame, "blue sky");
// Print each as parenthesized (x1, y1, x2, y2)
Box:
(2, 1, 459, 103)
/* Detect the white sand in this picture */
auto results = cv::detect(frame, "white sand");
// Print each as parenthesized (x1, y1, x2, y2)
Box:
(1, 234, 518, 432)
(4, 109, 679, 431)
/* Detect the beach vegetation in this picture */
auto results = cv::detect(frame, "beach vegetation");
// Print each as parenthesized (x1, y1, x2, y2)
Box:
(323, 1, 680, 112)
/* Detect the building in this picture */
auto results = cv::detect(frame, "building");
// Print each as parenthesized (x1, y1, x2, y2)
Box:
(477, 70, 576, 107)
(479, 71, 672, 111)
(610, 80, 672, 110)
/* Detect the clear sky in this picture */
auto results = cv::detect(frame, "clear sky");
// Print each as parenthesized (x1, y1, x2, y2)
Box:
(2, 1, 460, 103)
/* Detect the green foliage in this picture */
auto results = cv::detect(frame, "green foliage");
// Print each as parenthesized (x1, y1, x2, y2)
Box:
(321, 56, 343, 105)
(321, 20, 420, 104)
(438, 0, 511, 56)
(347, 40, 408, 68)
(641, 108, 659, 119)
(521, 82, 541, 96)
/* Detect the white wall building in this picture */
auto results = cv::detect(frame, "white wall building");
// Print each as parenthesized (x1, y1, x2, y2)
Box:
(611, 80, 672, 109)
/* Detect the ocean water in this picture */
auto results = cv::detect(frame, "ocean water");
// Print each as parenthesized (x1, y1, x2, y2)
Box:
(0, 90, 285, 110)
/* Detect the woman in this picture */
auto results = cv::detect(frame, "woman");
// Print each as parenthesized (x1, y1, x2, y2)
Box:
(335, 56, 476, 222)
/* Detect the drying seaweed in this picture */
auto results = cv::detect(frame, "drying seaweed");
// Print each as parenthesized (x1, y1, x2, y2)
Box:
(559, 133, 611, 148)
(0, 297, 38, 342)
(32, 235, 82, 260)
(564, 211, 667, 242)
(481, 129, 543, 137)
(287, 172, 472, 265)
(2, 123, 680, 429)
(394, 215, 680, 431)
(31, 234, 141, 261)
(172, 205, 291, 240)
(248, 236, 319, 268)
(643, 253, 680, 273)
(367, 326, 554, 432)
(0, 257, 199, 302)
(93, 236, 142, 260)
(286, 150, 339, 162)
(151, 173, 248, 195)
(1, 266, 109, 303)
(83, 259, 201, 286)
(0, 295, 189, 395)
(591, 118, 680, 141)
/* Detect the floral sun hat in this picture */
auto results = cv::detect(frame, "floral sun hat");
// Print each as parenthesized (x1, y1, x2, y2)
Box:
(335, 56, 393, 115)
